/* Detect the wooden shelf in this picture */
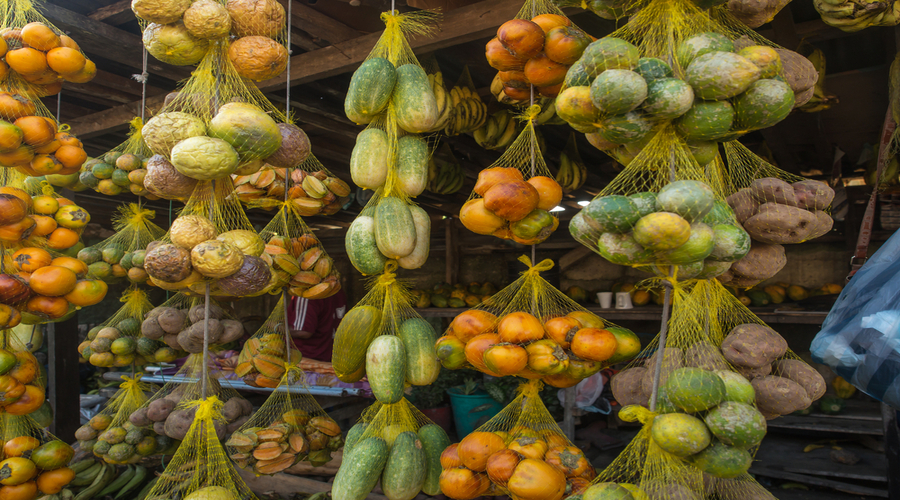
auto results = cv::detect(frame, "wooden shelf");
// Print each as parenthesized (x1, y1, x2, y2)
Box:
(414, 306, 830, 325)
(766, 399, 885, 436)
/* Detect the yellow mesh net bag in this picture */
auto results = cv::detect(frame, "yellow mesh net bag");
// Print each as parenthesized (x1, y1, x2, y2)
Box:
(554, 0, 637, 20)
(345, 11, 439, 196)
(594, 278, 824, 499)
(458, 105, 563, 245)
(139, 292, 243, 360)
(78, 287, 154, 369)
(76, 374, 170, 464)
(139, 41, 292, 187)
(0, 412, 77, 498)
(334, 397, 451, 499)
(79, 118, 155, 198)
(232, 295, 301, 389)
(141, 396, 258, 500)
(129, 354, 253, 445)
(254, 199, 342, 300)
(0, 328, 46, 418)
(0, 0, 97, 97)
(76, 203, 166, 286)
(140, 181, 273, 299)
(556, 0, 817, 151)
(484, 0, 590, 105)
(439, 379, 594, 500)
(225, 362, 345, 474)
(437, 256, 640, 388)
(332, 261, 440, 401)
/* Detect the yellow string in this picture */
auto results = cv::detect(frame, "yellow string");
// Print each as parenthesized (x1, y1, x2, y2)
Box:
(118, 374, 143, 391)
(619, 405, 656, 425)
(189, 396, 224, 422)
(517, 255, 555, 275)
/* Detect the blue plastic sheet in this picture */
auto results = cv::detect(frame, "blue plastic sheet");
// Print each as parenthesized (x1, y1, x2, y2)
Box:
(811, 229, 900, 409)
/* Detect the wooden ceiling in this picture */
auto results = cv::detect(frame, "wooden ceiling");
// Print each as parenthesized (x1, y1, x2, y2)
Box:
(32, 0, 898, 230)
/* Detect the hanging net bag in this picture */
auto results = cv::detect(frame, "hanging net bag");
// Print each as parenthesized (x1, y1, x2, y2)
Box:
(79, 118, 155, 198)
(78, 287, 154, 369)
(439, 380, 595, 500)
(437, 256, 641, 388)
(333, 397, 451, 500)
(138, 292, 243, 361)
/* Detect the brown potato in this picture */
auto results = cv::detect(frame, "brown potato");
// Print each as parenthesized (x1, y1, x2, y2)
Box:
(141, 317, 165, 340)
(730, 241, 786, 281)
(189, 303, 225, 323)
(749, 177, 797, 206)
(735, 363, 772, 380)
(773, 359, 826, 400)
(177, 329, 203, 353)
(157, 307, 187, 334)
(611, 367, 649, 407)
(147, 398, 176, 422)
(129, 407, 151, 427)
(744, 203, 816, 244)
(164, 407, 197, 440)
(218, 319, 244, 344)
(806, 211, 833, 240)
(722, 323, 787, 368)
(221, 397, 245, 422)
(684, 341, 729, 371)
(752, 375, 811, 416)
(793, 180, 834, 210)
(226, 415, 250, 435)
(726, 188, 759, 224)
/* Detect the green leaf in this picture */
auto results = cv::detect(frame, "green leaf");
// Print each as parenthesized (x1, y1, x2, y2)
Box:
(469, 404, 494, 414)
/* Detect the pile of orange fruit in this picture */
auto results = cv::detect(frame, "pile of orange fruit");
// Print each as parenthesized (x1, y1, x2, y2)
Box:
(435, 308, 640, 387)
(486, 14, 591, 103)
(0, 188, 105, 324)
(0, 433, 75, 500)
(0, 95, 87, 178)
(0, 21, 96, 95)
(440, 428, 594, 500)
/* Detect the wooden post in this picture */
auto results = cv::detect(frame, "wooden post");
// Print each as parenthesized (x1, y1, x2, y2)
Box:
(48, 314, 80, 442)
(563, 387, 575, 440)
(445, 218, 458, 284)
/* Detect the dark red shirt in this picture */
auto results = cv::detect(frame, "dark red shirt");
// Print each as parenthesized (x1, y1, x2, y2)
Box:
(287, 290, 347, 362)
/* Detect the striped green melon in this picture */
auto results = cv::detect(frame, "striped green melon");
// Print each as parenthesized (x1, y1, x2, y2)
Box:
(733, 79, 795, 131)
(345, 57, 397, 124)
(642, 78, 694, 119)
(597, 112, 652, 144)
(346, 215, 388, 276)
(589, 69, 648, 115)
(675, 32, 734, 70)
(686, 51, 761, 100)
(675, 100, 734, 141)
(634, 57, 673, 82)
(581, 37, 640, 78)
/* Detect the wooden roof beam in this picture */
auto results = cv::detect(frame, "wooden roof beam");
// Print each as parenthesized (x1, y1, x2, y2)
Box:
(87, 0, 134, 26)
(69, 0, 521, 137)
(277, 0, 362, 45)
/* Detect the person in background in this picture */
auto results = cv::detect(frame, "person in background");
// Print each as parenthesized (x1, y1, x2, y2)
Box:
(287, 289, 347, 362)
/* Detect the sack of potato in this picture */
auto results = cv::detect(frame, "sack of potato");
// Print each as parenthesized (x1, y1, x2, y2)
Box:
(439, 379, 594, 500)
(139, 396, 256, 500)
(75, 203, 166, 286)
(75, 375, 173, 464)
(225, 363, 343, 474)
(436, 256, 641, 388)
(570, 129, 756, 281)
(77, 288, 156, 369)
(0, 412, 77, 500)
(596, 281, 794, 499)
(257, 201, 342, 300)
(138, 40, 304, 186)
(140, 293, 242, 359)
(333, 397, 450, 500)
(332, 261, 440, 404)
(459, 105, 564, 245)
(129, 355, 253, 443)
(142, 182, 274, 298)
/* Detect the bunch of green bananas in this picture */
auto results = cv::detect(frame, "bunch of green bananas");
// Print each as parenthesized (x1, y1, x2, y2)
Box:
(814, 0, 900, 32)
(427, 71, 453, 133)
(426, 156, 465, 195)
(799, 46, 839, 112)
(445, 85, 488, 136)
(473, 105, 558, 151)
(556, 150, 588, 192)
(60, 459, 157, 500)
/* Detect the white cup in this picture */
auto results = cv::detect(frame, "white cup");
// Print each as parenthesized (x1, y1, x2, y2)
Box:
(615, 292, 633, 309)
(597, 292, 613, 308)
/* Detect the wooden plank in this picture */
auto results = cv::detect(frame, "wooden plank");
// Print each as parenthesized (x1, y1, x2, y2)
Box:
(767, 413, 885, 435)
(748, 466, 889, 497)
(559, 246, 592, 271)
(90, 70, 166, 98)
(277, 0, 361, 45)
(38, 3, 192, 81)
(87, 0, 133, 25)
(755, 434, 887, 482)
(70, 0, 524, 137)
(68, 94, 167, 139)
(48, 315, 80, 443)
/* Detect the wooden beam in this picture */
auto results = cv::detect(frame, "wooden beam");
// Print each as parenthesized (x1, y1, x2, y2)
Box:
(87, 0, 134, 25)
(290, 30, 322, 52)
(68, 94, 167, 139)
(69, 0, 520, 137)
(48, 315, 80, 443)
(38, 3, 192, 81)
(277, 0, 361, 45)
(758, 19, 855, 44)
(90, 70, 166, 97)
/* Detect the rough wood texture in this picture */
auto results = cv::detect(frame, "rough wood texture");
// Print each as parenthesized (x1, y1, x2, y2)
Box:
(49, 316, 80, 443)
(277, 0, 361, 44)
(86, 0, 132, 25)
(68, 0, 521, 137)
(237, 465, 389, 500)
